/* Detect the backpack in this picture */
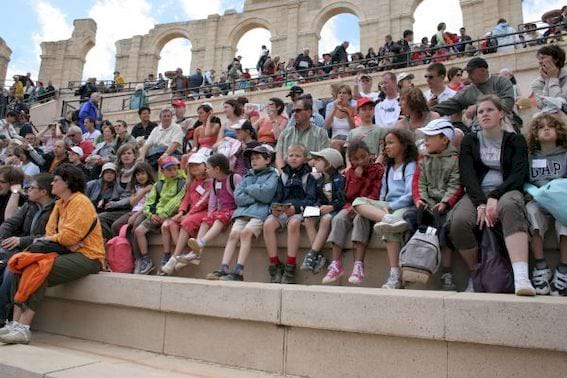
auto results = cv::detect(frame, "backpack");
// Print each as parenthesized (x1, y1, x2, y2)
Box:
(149, 178, 186, 214)
(106, 224, 134, 273)
(399, 227, 441, 284)
(472, 227, 514, 293)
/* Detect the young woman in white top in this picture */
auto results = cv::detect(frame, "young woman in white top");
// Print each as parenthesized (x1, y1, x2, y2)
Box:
(324, 84, 356, 151)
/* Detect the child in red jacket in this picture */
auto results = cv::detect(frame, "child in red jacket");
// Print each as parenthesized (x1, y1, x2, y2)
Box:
(323, 140, 384, 285)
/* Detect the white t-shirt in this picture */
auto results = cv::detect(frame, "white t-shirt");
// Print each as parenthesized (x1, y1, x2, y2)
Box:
(83, 129, 101, 144)
(374, 97, 400, 128)
(146, 122, 184, 152)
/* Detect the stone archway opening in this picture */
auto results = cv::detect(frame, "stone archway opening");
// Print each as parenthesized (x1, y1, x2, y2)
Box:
(157, 37, 192, 77)
(318, 13, 361, 58)
(413, 0, 463, 44)
(235, 28, 272, 75)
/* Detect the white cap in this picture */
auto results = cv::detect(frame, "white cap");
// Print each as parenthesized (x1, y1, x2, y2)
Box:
(100, 162, 117, 177)
(418, 119, 455, 141)
(187, 153, 208, 165)
(397, 72, 415, 83)
(69, 146, 84, 158)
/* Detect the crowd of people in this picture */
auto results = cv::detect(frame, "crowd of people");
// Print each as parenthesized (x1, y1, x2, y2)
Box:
(0, 22, 565, 346)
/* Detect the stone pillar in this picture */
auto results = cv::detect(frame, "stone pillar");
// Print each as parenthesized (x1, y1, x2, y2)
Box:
(0, 38, 12, 88)
(460, 0, 486, 40)
(360, 19, 381, 54)
(123, 36, 143, 82)
(389, 13, 414, 41)
(296, 32, 318, 59)
(203, 15, 221, 74)
(191, 46, 207, 72)
(285, 1, 301, 59)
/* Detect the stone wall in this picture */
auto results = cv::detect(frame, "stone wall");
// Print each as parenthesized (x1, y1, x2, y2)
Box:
(0, 38, 12, 88)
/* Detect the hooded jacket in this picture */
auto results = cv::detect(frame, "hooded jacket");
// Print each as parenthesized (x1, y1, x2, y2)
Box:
(343, 163, 384, 209)
(143, 171, 187, 219)
(412, 145, 464, 208)
(274, 163, 317, 214)
(531, 68, 567, 111)
(314, 170, 346, 213)
(529, 146, 567, 187)
(232, 167, 279, 221)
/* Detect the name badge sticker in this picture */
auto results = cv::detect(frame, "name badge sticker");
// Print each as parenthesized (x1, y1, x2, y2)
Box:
(324, 183, 332, 191)
(532, 159, 547, 169)
(196, 185, 206, 195)
(215, 182, 222, 190)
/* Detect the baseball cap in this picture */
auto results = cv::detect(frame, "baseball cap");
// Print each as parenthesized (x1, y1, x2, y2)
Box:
(100, 162, 117, 177)
(310, 148, 344, 169)
(243, 144, 274, 160)
(286, 86, 304, 97)
(465, 57, 488, 72)
(397, 72, 415, 82)
(418, 119, 455, 141)
(172, 99, 186, 107)
(356, 97, 376, 109)
(69, 146, 84, 158)
(160, 155, 180, 170)
(187, 153, 207, 165)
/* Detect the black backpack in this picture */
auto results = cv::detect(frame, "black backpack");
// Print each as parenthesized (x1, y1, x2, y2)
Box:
(472, 226, 514, 293)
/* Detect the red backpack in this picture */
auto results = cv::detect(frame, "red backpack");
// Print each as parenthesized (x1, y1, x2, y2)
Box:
(106, 224, 134, 273)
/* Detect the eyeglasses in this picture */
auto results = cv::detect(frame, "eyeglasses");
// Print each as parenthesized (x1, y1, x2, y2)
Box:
(28, 185, 40, 191)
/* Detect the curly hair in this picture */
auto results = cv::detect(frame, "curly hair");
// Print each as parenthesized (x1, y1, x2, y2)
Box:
(527, 114, 567, 154)
(401, 87, 429, 118)
(383, 128, 418, 166)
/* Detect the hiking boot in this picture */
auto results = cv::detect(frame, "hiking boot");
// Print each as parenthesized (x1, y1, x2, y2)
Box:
(220, 272, 243, 281)
(382, 271, 401, 289)
(322, 261, 344, 284)
(175, 252, 200, 271)
(160, 256, 178, 276)
(0, 323, 31, 344)
(281, 264, 297, 284)
(531, 267, 552, 295)
(269, 263, 285, 284)
(206, 269, 228, 280)
(138, 256, 154, 275)
(440, 272, 457, 291)
(550, 269, 567, 297)
(0, 321, 14, 336)
(300, 250, 317, 271)
(348, 261, 365, 285)
(374, 214, 409, 235)
(515, 278, 536, 296)
(187, 238, 203, 256)
(312, 252, 327, 274)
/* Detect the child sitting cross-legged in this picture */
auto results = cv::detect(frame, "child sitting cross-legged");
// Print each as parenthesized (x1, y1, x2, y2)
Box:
(301, 148, 346, 274)
(263, 144, 317, 284)
(206, 145, 279, 281)
(323, 140, 384, 285)
(134, 156, 186, 275)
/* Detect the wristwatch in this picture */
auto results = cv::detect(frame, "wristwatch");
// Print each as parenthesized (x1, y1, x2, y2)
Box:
(11, 189, 19, 195)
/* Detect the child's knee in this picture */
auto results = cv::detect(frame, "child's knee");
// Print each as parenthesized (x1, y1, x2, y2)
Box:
(135, 225, 147, 237)
(263, 217, 279, 232)
(240, 229, 254, 240)
(229, 229, 241, 240)
(288, 218, 301, 231)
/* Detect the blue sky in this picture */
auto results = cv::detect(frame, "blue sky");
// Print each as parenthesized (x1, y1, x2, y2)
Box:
(0, 0, 560, 83)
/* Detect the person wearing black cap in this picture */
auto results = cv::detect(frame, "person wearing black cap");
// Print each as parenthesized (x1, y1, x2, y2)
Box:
(285, 86, 305, 118)
(231, 120, 260, 177)
(433, 57, 515, 128)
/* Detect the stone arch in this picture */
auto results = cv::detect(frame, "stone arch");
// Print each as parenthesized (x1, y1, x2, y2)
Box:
(228, 17, 273, 51)
(313, 1, 366, 37)
(152, 27, 193, 58)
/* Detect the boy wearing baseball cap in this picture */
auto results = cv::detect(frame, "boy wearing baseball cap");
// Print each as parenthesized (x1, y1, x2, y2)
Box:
(347, 97, 388, 159)
(412, 119, 463, 290)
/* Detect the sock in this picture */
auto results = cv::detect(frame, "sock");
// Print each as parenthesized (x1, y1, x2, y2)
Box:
(535, 258, 548, 270)
(390, 267, 401, 276)
(512, 261, 529, 282)
(269, 256, 280, 265)
(234, 264, 244, 275)
(557, 263, 567, 274)
(221, 264, 229, 273)
(287, 256, 296, 266)
(198, 239, 206, 248)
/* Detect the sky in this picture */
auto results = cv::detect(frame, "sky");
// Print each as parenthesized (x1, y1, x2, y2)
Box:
(0, 0, 561, 83)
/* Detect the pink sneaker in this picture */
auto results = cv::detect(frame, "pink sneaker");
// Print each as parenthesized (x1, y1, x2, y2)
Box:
(322, 261, 344, 284)
(348, 262, 365, 284)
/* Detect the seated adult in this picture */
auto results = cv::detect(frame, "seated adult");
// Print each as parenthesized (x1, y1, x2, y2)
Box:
(448, 95, 534, 296)
(67, 146, 90, 179)
(115, 144, 138, 190)
(0, 173, 55, 324)
(276, 97, 330, 169)
(131, 107, 157, 140)
(112, 120, 136, 152)
(531, 45, 567, 111)
(395, 88, 440, 153)
(67, 126, 94, 160)
(7, 146, 40, 188)
(253, 97, 287, 146)
(82, 117, 101, 144)
(0, 166, 25, 224)
(137, 108, 183, 168)
(185, 104, 213, 153)
(28, 140, 69, 173)
(0, 164, 104, 344)
(86, 123, 116, 179)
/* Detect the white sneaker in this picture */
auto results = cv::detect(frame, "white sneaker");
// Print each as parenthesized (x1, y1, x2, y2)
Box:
(374, 214, 409, 235)
(160, 256, 178, 276)
(382, 271, 401, 289)
(187, 238, 203, 256)
(464, 278, 475, 292)
(515, 277, 536, 296)
(0, 323, 31, 344)
(0, 321, 15, 336)
(174, 252, 200, 271)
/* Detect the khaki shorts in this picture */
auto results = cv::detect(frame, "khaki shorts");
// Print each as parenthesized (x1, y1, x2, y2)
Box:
(231, 217, 264, 238)
(140, 217, 162, 232)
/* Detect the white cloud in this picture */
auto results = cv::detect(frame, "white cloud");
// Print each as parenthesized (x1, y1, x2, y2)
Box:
(83, 0, 156, 80)
(235, 29, 271, 72)
(523, 0, 563, 23)
(158, 38, 192, 75)
(413, 0, 463, 42)
(179, 0, 223, 20)
(319, 16, 360, 57)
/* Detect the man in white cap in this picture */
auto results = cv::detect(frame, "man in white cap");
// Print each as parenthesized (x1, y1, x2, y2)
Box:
(353, 73, 380, 101)
(67, 146, 90, 179)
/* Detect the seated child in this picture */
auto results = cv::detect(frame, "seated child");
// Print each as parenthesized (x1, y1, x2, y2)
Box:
(206, 145, 279, 281)
(263, 144, 317, 284)
(412, 119, 463, 290)
(353, 129, 417, 289)
(324, 140, 384, 285)
(301, 148, 346, 273)
(160, 153, 210, 274)
(134, 156, 186, 275)
(526, 114, 567, 296)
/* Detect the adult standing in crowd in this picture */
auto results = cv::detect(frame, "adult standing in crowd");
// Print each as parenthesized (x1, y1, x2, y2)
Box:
(78, 92, 102, 133)
(137, 108, 183, 167)
(188, 68, 204, 99)
(0, 164, 104, 344)
(294, 48, 314, 76)
(331, 41, 350, 65)
(448, 95, 534, 296)
(131, 107, 157, 140)
(374, 72, 400, 128)
(170, 68, 189, 99)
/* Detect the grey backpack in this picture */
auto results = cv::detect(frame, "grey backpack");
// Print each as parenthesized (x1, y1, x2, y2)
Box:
(399, 227, 441, 284)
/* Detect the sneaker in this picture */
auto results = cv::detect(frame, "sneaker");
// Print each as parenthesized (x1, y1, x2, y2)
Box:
(531, 267, 552, 295)
(312, 252, 327, 274)
(269, 263, 285, 284)
(206, 269, 228, 280)
(440, 272, 457, 291)
(133, 258, 141, 274)
(300, 250, 317, 271)
(281, 264, 296, 284)
(382, 271, 401, 289)
(220, 272, 243, 281)
(0, 321, 14, 336)
(175, 252, 200, 271)
(515, 277, 536, 296)
(161, 256, 178, 276)
(138, 256, 155, 275)
(322, 261, 344, 284)
(348, 262, 365, 285)
(161, 254, 171, 268)
(550, 269, 567, 297)
(464, 277, 475, 292)
(375, 214, 409, 235)
(0, 323, 31, 344)
(187, 238, 203, 256)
